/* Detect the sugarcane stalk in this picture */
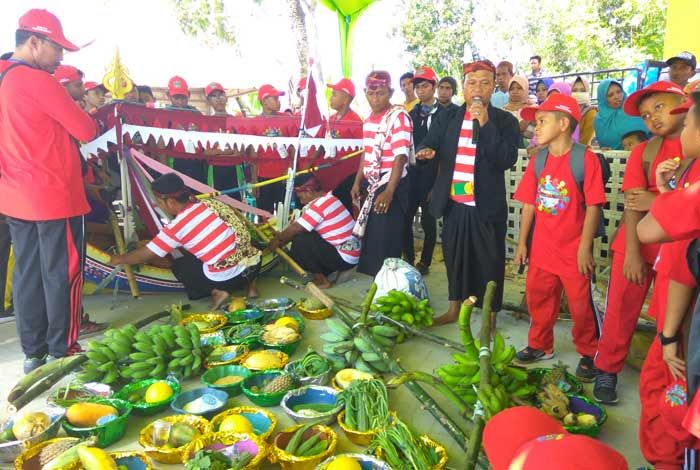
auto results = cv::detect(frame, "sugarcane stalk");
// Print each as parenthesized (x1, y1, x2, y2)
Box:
(7, 355, 86, 404)
(386, 371, 472, 420)
(360, 283, 378, 324)
(373, 313, 464, 351)
(465, 281, 497, 470)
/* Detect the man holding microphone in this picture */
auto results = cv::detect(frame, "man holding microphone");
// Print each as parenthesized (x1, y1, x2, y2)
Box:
(416, 60, 520, 325)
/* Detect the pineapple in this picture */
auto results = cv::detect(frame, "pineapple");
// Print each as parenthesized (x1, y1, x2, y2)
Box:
(39, 440, 80, 466)
(261, 374, 294, 393)
(541, 361, 572, 392)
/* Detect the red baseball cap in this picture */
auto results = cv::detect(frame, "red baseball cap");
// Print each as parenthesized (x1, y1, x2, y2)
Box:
(413, 66, 439, 84)
(521, 93, 582, 123)
(671, 98, 693, 115)
(258, 84, 285, 103)
(168, 75, 189, 96)
(623, 80, 687, 116)
(18, 9, 79, 52)
(327, 78, 356, 98)
(205, 82, 225, 97)
(53, 65, 83, 84)
(297, 77, 307, 92)
(483, 407, 627, 470)
(84, 81, 105, 92)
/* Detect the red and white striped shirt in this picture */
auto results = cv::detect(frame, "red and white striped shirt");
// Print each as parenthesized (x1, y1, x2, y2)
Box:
(147, 202, 245, 280)
(362, 109, 412, 179)
(297, 192, 360, 264)
(450, 114, 477, 206)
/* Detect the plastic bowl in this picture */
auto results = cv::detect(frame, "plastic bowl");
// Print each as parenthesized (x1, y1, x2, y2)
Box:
(242, 349, 290, 371)
(225, 323, 263, 349)
(226, 308, 264, 325)
(0, 406, 65, 464)
(138, 414, 212, 464)
(182, 431, 268, 467)
(336, 410, 395, 447)
(270, 423, 337, 470)
(285, 358, 332, 387)
(211, 406, 277, 440)
(260, 334, 303, 356)
(316, 453, 391, 470)
(13, 436, 80, 469)
(180, 313, 228, 334)
(170, 387, 229, 420)
(242, 370, 297, 407)
(204, 344, 250, 369)
(110, 450, 153, 469)
(374, 434, 448, 469)
(62, 398, 132, 448)
(564, 394, 607, 437)
(280, 386, 342, 425)
(114, 378, 181, 416)
(201, 365, 252, 396)
(266, 310, 306, 334)
(255, 297, 296, 320)
(297, 300, 332, 320)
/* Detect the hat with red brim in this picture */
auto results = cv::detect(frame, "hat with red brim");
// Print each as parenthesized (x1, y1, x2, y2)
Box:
(413, 66, 439, 84)
(205, 82, 225, 97)
(258, 84, 285, 102)
(671, 98, 693, 115)
(53, 65, 83, 84)
(624, 80, 687, 116)
(520, 93, 581, 123)
(18, 9, 80, 52)
(327, 78, 356, 98)
(84, 81, 105, 92)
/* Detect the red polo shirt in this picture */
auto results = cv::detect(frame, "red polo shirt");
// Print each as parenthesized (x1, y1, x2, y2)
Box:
(0, 60, 96, 220)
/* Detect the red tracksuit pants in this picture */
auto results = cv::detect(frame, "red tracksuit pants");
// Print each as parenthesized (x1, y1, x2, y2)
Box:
(526, 265, 600, 357)
(595, 252, 655, 373)
(639, 274, 685, 469)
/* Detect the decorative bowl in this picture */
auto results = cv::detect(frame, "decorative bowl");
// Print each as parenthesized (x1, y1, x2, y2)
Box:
(1, 407, 66, 464)
(180, 313, 228, 334)
(110, 450, 153, 469)
(270, 424, 337, 470)
(265, 310, 306, 333)
(225, 323, 263, 349)
(259, 333, 302, 356)
(211, 406, 277, 441)
(47, 382, 112, 408)
(316, 453, 391, 470)
(528, 367, 584, 395)
(242, 370, 297, 407)
(280, 386, 342, 425)
(200, 330, 228, 347)
(226, 308, 265, 325)
(205, 344, 250, 369)
(138, 414, 212, 464)
(61, 398, 132, 448)
(373, 434, 448, 469)
(14, 436, 80, 469)
(285, 359, 332, 387)
(242, 349, 289, 371)
(564, 394, 607, 437)
(182, 431, 268, 469)
(336, 410, 395, 447)
(296, 300, 332, 320)
(114, 378, 181, 416)
(254, 297, 296, 319)
(170, 387, 229, 420)
(333, 369, 374, 390)
(201, 365, 252, 396)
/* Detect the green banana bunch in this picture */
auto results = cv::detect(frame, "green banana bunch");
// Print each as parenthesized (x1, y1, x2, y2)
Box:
(370, 290, 433, 330)
(80, 324, 138, 384)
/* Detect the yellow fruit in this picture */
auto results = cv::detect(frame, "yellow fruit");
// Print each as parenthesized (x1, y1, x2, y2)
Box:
(274, 316, 300, 332)
(228, 297, 247, 312)
(243, 350, 284, 369)
(66, 403, 118, 428)
(12, 411, 50, 440)
(144, 381, 174, 403)
(327, 456, 362, 470)
(219, 414, 253, 434)
(77, 446, 117, 470)
(335, 369, 373, 389)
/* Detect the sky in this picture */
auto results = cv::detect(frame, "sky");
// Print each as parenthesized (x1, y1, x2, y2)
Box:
(1, 0, 412, 108)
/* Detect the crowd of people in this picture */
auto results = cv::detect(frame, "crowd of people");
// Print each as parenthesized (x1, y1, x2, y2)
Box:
(3, 7, 700, 468)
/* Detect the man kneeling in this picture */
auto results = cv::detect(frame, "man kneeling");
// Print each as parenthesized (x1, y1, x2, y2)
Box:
(269, 177, 360, 288)
(110, 173, 261, 308)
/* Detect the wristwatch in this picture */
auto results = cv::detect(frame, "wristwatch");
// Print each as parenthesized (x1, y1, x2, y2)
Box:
(658, 332, 680, 345)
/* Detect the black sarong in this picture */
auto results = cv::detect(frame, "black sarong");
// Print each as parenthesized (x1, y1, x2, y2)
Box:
(357, 178, 408, 277)
(290, 231, 355, 276)
(171, 250, 259, 300)
(442, 201, 505, 311)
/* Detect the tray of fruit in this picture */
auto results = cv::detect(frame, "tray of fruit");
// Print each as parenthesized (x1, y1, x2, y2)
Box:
(180, 313, 228, 334)
(270, 423, 337, 468)
(62, 399, 133, 448)
(138, 414, 212, 464)
(296, 297, 332, 320)
(0, 407, 65, 463)
(115, 379, 180, 415)
(242, 370, 297, 407)
(536, 384, 607, 437)
(528, 362, 584, 395)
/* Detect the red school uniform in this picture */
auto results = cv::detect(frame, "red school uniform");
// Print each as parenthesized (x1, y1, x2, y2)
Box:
(513, 147, 606, 357)
(651, 179, 700, 241)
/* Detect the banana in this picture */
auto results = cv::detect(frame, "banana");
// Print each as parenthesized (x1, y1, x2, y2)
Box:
(354, 357, 373, 373)
(370, 325, 400, 338)
(78, 369, 100, 382)
(160, 330, 177, 349)
(97, 345, 117, 362)
(168, 358, 181, 369)
(452, 353, 479, 367)
(171, 349, 190, 358)
(86, 350, 109, 364)
(191, 355, 202, 372)
(106, 340, 130, 357)
(188, 326, 201, 348)
(150, 362, 166, 378)
(128, 361, 153, 372)
(175, 336, 192, 350)
(504, 366, 529, 382)
(97, 361, 115, 373)
(179, 355, 194, 367)
(320, 332, 348, 343)
(102, 369, 119, 384)
(353, 337, 374, 354)
(368, 359, 389, 373)
(497, 346, 516, 365)
(183, 365, 193, 378)
(361, 352, 381, 362)
(492, 333, 505, 363)
(133, 342, 154, 354)
(146, 356, 162, 365)
(371, 334, 395, 347)
(131, 369, 150, 380)
(324, 318, 352, 338)
(152, 343, 166, 357)
(134, 332, 152, 344)
(436, 369, 461, 386)
(129, 352, 153, 362)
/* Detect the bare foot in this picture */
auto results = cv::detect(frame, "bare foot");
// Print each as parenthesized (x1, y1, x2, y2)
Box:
(210, 289, 230, 310)
(247, 280, 259, 299)
(432, 300, 460, 326)
(312, 274, 333, 289)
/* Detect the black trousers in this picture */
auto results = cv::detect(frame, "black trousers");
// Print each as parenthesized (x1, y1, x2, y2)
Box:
(212, 165, 241, 201)
(173, 158, 207, 184)
(171, 250, 260, 300)
(0, 219, 10, 313)
(402, 163, 437, 266)
(7, 216, 84, 357)
(290, 231, 355, 276)
(357, 178, 408, 277)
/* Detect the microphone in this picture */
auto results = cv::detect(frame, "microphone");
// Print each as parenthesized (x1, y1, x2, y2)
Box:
(471, 97, 482, 144)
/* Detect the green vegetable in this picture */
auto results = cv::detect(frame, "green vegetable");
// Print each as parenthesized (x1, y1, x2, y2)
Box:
(291, 403, 337, 413)
(338, 378, 389, 432)
(285, 423, 314, 455)
(231, 452, 253, 470)
(367, 419, 435, 470)
(289, 348, 330, 378)
(185, 449, 231, 470)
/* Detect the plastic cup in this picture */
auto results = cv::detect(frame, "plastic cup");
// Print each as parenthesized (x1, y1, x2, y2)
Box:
(152, 420, 172, 447)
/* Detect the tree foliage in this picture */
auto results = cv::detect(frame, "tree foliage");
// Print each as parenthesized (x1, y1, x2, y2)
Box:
(170, 0, 237, 46)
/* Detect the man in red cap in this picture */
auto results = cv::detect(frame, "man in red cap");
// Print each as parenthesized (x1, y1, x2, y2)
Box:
(206, 82, 228, 116)
(416, 60, 519, 325)
(403, 66, 441, 275)
(327, 78, 361, 122)
(53, 65, 85, 103)
(0, 9, 97, 373)
(83, 81, 106, 113)
(203, 81, 242, 195)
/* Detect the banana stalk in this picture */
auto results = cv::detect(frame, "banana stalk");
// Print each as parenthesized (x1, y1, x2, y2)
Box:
(459, 296, 479, 358)
(386, 371, 472, 419)
(372, 313, 463, 351)
(360, 283, 378, 324)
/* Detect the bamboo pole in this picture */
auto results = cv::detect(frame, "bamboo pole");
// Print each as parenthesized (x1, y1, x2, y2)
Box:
(108, 211, 140, 298)
(241, 212, 308, 278)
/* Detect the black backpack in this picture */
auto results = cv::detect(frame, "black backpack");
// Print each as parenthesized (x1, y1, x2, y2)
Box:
(534, 142, 611, 238)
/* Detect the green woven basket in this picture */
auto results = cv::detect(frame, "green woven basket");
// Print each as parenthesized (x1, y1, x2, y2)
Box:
(564, 394, 607, 437)
(225, 323, 263, 349)
(528, 367, 584, 395)
(201, 365, 252, 396)
(62, 398, 132, 448)
(242, 370, 296, 407)
(114, 379, 180, 416)
(259, 335, 302, 356)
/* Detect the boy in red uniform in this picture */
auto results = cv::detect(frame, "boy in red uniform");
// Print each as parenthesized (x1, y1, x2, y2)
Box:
(593, 81, 688, 404)
(513, 94, 606, 380)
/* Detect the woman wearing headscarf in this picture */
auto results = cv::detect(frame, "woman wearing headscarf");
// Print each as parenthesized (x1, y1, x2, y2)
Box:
(504, 76, 531, 146)
(571, 76, 598, 146)
(593, 79, 646, 150)
(534, 78, 554, 104)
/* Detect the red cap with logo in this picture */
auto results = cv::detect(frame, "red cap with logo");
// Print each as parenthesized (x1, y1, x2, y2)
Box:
(53, 65, 83, 84)
(84, 81, 105, 92)
(258, 84, 285, 103)
(624, 80, 687, 116)
(413, 66, 439, 84)
(671, 98, 693, 115)
(521, 93, 582, 123)
(205, 82, 225, 97)
(327, 78, 356, 98)
(168, 76, 189, 96)
(18, 9, 79, 52)
(483, 407, 627, 470)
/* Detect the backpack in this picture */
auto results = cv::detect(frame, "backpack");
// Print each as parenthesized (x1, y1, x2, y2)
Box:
(534, 143, 611, 238)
